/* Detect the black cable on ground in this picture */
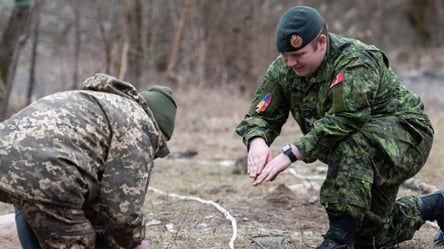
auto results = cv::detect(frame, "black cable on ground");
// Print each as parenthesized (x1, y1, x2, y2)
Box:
(248, 233, 290, 249)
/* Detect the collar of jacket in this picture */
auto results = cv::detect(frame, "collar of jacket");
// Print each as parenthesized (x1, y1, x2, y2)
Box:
(303, 32, 344, 87)
(82, 73, 169, 158)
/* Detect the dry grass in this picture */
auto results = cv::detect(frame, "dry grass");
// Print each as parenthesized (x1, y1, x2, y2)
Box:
(144, 84, 444, 248)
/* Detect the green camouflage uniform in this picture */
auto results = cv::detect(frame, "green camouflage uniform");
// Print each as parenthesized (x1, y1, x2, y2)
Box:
(0, 74, 169, 249)
(236, 33, 434, 248)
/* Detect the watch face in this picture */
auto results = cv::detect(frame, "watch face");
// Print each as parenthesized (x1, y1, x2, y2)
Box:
(282, 144, 291, 152)
(282, 144, 297, 162)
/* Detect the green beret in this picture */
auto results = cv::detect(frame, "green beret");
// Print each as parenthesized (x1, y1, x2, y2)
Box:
(139, 86, 177, 140)
(275, 6, 324, 52)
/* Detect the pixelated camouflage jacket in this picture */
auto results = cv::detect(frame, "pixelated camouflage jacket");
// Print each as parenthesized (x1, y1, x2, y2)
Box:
(235, 33, 433, 163)
(0, 73, 169, 248)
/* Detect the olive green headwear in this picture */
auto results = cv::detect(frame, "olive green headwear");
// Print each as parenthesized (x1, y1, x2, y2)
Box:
(139, 86, 177, 140)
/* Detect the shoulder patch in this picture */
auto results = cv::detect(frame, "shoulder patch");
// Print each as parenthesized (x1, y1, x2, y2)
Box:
(329, 71, 344, 89)
(256, 93, 272, 113)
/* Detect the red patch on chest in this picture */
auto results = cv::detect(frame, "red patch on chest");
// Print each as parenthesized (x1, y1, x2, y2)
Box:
(329, 71, 344, 89)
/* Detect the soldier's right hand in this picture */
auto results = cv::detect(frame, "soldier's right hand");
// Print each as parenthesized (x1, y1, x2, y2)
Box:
(247, 137, 272, 180)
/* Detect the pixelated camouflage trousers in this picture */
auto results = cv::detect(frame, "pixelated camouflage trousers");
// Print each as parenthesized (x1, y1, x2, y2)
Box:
(12, 198, 96, 249)
(319, 116, 433, 248)
(11, 198, 125, 249)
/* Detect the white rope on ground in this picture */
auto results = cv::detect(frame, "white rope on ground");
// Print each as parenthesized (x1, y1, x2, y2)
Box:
(287, 167, 326, 180)
(148, 186, 238, 249)
(0, 213, 15, 228)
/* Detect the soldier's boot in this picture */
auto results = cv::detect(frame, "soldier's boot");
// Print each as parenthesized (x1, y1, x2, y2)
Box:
(316, 212, 356, 249)
(418, 189, 444, 245)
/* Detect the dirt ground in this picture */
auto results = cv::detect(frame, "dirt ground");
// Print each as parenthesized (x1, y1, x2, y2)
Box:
(138, 80, 444, 249)
(1, 51, 444, 248)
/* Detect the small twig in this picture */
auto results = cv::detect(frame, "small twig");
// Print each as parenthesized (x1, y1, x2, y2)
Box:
(248, 236, 267, 249)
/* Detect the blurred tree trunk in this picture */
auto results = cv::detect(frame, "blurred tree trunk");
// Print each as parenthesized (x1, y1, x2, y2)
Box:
(0, 0, 35, 120)
(26, 1, 41, 106)
(165, 0, 193, 85)
(70, 0, 81, 90)
(120, 0, 143, 89)
(96, 1, 124, 78)
(97, 0, 113, 74)
(407, 0, 444, 47)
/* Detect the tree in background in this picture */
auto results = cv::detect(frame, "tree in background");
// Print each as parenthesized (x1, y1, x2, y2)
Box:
(0, 0, 37, 120)
(120, 0, 143, 89)
(0, 0, 443, 118)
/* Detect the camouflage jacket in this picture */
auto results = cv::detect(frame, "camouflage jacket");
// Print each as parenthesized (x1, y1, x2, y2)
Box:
(235, 33, 433, 163)
(0, 73, 169, 248)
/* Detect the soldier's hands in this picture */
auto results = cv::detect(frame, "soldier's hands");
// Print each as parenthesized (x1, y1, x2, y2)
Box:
(134, 240, 150, 249)
(247, 137, 272, 179)
(253, 153, 291, 186)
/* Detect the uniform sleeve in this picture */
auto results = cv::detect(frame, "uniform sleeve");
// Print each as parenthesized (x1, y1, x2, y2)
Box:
(294, 52, 381, 161)
(235, 58, 291, 148)
(96, 127, 153, 248)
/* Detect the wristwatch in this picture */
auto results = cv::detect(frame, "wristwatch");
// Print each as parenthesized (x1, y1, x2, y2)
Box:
(281, 144, 297, 163)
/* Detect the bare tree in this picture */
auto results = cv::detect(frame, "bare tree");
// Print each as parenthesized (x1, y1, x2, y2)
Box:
(69, 0, 81, 90)
(26, 1, 41, 106)
(2, 0, 444, 99)
(0, 0, 36, 119)
(120, 0, 143, 88)
(165, 0, 193, 84)
(97, 0, 114, 74)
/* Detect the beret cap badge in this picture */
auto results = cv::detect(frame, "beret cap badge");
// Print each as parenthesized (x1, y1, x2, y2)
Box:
(275, 6, 324, 52)
(290, 34, 303, 48)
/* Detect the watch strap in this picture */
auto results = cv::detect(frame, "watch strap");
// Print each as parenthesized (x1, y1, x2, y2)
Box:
(282, 144, 297, 162)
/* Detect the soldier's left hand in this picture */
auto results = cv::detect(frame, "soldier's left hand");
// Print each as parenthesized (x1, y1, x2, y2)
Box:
(247, 137, 272, 178)
(253, 153, 291, 186)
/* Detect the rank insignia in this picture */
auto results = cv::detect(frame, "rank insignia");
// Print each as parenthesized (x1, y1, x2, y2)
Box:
(329, 71, 344, 89)
(256, 93, 272, 113)
(290, 34, 303, 48)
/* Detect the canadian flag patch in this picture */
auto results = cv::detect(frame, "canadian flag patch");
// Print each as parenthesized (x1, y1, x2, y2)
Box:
(329, 71, 344, 89)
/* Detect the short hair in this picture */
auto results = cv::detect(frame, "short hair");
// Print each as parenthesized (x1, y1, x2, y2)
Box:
(310, 23, 329, 50)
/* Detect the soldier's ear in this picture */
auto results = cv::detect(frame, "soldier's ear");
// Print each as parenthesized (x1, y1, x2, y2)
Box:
(319, 34, 327, 51)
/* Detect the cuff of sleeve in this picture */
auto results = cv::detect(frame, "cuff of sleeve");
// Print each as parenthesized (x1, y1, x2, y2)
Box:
(294, 136, 317, 163)
(244, 132, 269, 149)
